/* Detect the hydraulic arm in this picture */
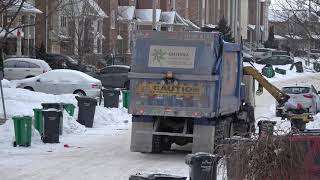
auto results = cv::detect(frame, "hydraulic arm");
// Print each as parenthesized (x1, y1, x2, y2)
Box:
(243, 66, 290, 106)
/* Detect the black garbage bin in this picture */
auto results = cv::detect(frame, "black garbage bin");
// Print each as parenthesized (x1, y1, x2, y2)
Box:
(258, 120, 276, 137)
(185, 152, 220, 180)
(102, 89, 120, 108)
(42, 109, 62, 143)
(295, 61, 304, 73)
(76, 96, 97, 128)
(42, 103, 64, 135)
(129, 173, 187, 180)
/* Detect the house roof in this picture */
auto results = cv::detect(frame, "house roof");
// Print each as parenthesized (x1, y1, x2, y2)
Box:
(7, 0, 42, 14)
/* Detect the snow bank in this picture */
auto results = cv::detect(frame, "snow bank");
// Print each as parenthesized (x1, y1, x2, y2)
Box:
(0, 86, 131, 150)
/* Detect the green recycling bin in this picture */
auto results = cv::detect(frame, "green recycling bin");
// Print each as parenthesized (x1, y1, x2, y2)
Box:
(33, 108, 43, 134)
(122, 90, 130, 109)
(314, 62, 320, 72)
(262, 65, 275, 78)
(12, 116, 32, 147)
(63, 103, 76, 116)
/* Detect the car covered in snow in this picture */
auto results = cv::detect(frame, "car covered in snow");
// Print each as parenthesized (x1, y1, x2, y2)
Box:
(16, 69, 102, 97)
(256, 55, 294, 65)
(4, 58, 51, 80)
(276, 85, 320, 116)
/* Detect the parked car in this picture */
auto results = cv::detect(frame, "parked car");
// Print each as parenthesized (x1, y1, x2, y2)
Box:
(256, 55, 294, 65)
(309, 49, 320, 59)
(4, 58, 51, 80)
(37, 53, 80, 70)
(243, 52, 254, 63)
(16, 69, 102, 97)
(88, 65, 130, 89)
(251, 48, 275, 60)
(276, 85, 320, 116)
(262, 50, 290, 57)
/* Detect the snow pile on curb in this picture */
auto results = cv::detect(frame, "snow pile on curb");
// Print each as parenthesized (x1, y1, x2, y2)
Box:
(94, 106, 131, 128)
(62, 111, 86, 134)
(307, 114, 320, 129)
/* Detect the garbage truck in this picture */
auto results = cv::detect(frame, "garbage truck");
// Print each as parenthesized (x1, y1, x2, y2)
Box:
(128, 31, 284, 153)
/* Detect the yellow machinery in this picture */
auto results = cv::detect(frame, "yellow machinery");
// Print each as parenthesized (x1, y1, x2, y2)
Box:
(243, 66, 313, 130)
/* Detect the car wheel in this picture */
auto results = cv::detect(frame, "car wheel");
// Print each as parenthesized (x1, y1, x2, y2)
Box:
(24, 86, 34, 91)
(73, 90, 86, 96)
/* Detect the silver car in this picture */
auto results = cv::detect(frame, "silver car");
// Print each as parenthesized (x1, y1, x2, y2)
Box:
(4, 58, 51, 80)
(276, 85, 320, 116)
(16, 69, 102, 97)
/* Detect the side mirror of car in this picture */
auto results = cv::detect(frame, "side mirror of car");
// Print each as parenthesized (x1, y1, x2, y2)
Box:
(36, 79, 40, 82)
(318, 91, 320, 94)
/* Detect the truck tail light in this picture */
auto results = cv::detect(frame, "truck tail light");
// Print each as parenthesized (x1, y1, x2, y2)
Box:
(138, 109, 145, 114)
(164, 108, 172, 113)
(192, 112, 201, 117)
(303, 94, 313, 99)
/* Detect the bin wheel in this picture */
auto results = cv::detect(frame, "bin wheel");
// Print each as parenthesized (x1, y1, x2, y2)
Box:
(26, 143, 31, 147)
(13, 141, 17, 147)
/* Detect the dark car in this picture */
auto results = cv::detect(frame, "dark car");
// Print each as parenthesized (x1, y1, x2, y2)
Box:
(37, 53, 80, 70)
(256, 55, 294, 65)
(89, 65, 130, 89)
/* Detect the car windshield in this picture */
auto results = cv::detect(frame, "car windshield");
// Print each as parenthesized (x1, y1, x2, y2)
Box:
(282, 87, 310, 94)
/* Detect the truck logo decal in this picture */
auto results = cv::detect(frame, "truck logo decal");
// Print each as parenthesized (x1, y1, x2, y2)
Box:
(148, 45, 196, 69)
(152, 49, 166, 64)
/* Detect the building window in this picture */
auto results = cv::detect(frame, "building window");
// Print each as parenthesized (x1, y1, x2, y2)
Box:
(60, 16, 67, 27)
(111, 10, 116, 29)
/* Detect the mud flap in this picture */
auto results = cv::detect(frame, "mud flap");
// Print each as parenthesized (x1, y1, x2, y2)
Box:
(192, 119, 215, 153)
(130, 116, 154, 153)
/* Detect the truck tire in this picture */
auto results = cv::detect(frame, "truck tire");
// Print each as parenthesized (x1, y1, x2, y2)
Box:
(151, 135, 162, 153)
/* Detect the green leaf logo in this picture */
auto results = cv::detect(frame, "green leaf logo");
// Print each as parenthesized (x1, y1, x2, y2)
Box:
(152, 49, 166, 64)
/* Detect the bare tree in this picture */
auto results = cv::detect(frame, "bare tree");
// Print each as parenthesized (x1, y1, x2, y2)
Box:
(270, 0, 320, 54)
(58, 0, 106, 65)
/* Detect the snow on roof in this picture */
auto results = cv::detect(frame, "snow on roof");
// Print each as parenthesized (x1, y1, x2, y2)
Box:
(88, 0, 107, 17)
(7, 0, 42, 14)
(118, 6, 135, 21)
(274, 35, 286, 40)
(160, 11, 176, 24)
(285, 34, 303, 39)
(0, 28, 24, 38)
(135, 9, 162, 22)
(247, 24, 265, 31)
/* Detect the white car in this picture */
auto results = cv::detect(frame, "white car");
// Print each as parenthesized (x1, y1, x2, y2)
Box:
(16, 69, 102, 97)
(4, 58, 51, 80)
(276, 85, 320, 116)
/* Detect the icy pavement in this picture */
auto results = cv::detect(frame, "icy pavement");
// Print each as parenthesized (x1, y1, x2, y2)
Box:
(0, 63, 319, 179)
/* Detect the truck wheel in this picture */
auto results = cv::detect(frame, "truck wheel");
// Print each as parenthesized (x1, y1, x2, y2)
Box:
(152, 135, 162, 153)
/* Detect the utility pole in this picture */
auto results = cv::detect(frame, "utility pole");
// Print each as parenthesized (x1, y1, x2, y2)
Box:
(255, 0, 261, 47)
(45, 0, 48, 52)
(152, 0, 157, 30)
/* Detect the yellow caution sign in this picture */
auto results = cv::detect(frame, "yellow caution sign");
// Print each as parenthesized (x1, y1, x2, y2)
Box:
(136, 82, 202, 97)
